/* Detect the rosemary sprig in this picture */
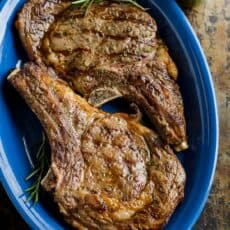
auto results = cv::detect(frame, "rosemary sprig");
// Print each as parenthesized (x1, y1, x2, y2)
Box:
(72, 0, 146, 15)
(114, 0, 146, 11)
(25, 132, 49, 203)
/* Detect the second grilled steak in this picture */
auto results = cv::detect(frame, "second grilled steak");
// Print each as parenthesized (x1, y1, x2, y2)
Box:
(16, 0, 188, 151)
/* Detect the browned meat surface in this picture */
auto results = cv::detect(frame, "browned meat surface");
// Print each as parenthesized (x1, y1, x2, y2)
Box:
(15, 0, 71, 60)
(16, 0, 188, 151)
(8, 63, 185, 230)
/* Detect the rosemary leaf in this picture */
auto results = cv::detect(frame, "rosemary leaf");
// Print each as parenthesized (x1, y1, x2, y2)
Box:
(25, 184, 37, 192)
(25, 132, 49, 204)
(26, 190, 37, 202)
(72, 0, 146, 15)
(84, 0, 94, 15)
(25, 168, 40, 181)
(35, 190, 39, 203)
(81, 0, 90, 9)
(114, 0, 146, 10)
(36, 132, 46, 159)
(72, 0, 87, 5)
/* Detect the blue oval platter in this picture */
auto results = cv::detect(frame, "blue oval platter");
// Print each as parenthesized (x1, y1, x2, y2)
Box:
(0, 0, 219, 229)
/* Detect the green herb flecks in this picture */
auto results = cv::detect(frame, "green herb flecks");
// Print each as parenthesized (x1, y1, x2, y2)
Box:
(25, 132, 49, 204)
(72, 0, 146, 15)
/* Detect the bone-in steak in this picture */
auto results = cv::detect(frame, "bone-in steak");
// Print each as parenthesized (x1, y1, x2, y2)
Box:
(16, 1, 188, 151)
(8, 63, 185, 230)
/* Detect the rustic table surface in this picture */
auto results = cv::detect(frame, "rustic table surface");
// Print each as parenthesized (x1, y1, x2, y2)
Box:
(0, 0, 229, 229)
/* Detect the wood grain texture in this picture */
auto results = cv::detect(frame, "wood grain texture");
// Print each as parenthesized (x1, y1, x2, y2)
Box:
(0, 0, 229, 229)
(186, 1, 230, 229)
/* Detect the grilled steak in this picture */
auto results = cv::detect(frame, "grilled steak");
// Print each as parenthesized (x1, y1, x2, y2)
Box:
(16, 0, 188, 151)
(8, 63, 185, 230)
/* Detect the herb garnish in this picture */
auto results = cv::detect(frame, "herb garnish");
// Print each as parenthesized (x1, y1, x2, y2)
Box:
(25, 132, 49, 203)
(72, 0, 146, 15)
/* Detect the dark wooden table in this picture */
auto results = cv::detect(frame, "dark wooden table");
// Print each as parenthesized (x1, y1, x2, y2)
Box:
(186, 1, 230, 229)
(0, 0, 229, 229)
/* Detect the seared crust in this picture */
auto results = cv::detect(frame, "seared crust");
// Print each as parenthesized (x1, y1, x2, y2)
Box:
(15, 0, 71, 60)
(16, 1, 187, 151)
(8, 63, 185, 230)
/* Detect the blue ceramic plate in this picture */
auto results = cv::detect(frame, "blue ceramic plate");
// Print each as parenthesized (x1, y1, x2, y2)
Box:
(0, 0, 218, 229)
